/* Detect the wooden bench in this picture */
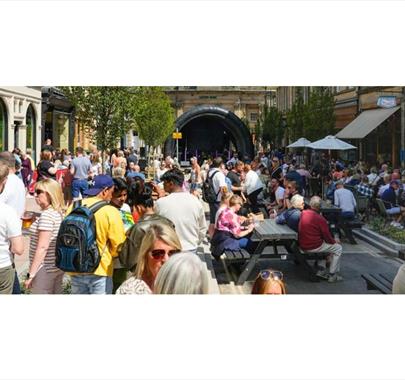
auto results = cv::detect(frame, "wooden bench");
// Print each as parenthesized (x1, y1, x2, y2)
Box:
(288, 243, 330, 282)
(362, 273, 393, 294)
(375, 198, 394, 225)
(338, 217, 363, 244)
(197, 247, 216, 280)
(222, 249, 251, 261)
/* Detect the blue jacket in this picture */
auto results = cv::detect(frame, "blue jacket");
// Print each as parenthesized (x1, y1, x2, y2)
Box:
(275, 208, 301, 232)
(381, 187, 397, 209)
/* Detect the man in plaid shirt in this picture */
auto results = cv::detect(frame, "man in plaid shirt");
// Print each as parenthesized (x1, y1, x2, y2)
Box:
(355, 175, 374, 198)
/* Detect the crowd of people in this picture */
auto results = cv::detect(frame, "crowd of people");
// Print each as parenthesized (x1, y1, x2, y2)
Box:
(3, 140, 405, 295)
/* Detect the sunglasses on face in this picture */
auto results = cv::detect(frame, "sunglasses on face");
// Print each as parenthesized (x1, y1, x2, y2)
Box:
(259, 269, 283, 281)
(35, 189, 45, 196)
(150, 249, 180, 260)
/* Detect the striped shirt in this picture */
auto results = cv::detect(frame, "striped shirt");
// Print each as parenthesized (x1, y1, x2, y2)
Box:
(29, 208, 63, 273)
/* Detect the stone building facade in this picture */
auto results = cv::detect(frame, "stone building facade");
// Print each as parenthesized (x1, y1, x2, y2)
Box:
(0, 86, 42, 163)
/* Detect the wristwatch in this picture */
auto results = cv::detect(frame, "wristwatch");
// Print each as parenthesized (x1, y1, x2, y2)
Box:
(26, 273, 32, 280)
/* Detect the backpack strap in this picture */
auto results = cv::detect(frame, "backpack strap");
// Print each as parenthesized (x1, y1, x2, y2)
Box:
(208, 170, 221, 198)
(88, 200, 109, 214)
(73, 199, 82, 210)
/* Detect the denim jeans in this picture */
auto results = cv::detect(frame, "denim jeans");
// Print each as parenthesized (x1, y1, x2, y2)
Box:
(70, 274, 113, 294)
(12, 269, 21, 294)
(71, 179, 89, 198)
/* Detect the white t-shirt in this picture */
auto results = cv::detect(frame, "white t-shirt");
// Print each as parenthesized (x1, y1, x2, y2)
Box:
(208, 168, 227, 202)
(155, 192, 207, 251)
(378, 183, 390, 197)
(90, 162, 101, 177)
(0, 202, 22, 268)
(243, 170, 264, 195)
(0, 173, 26, 217)
(275, 186, 285, 203)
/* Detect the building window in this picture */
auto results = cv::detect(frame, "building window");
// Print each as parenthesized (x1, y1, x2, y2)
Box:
(26, 104, 35, 150)
(250, 113, 258, 122)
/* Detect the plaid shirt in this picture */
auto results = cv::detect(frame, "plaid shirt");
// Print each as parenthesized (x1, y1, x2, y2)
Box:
(355, 183, 374, 198)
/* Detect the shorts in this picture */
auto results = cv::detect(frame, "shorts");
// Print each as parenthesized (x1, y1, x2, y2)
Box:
(387, 207, 401, 215)
(209, 202, 220, 224)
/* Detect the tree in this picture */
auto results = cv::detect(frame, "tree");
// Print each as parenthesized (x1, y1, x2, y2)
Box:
(133, 87, 175, 175)
(59, 86, 139, 171)
(286, 87, 305, 142)
(303, 87, 336, 141)
(134, 87, 175, 153)
(258, 105, 284, 149)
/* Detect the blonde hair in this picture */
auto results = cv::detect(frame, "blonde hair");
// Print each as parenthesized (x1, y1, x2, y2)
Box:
(135, 224, 182, 279)
(112, 166, 124, 178)
(229, 194, 243, 207)
(220, 192, 233, 204)
(35, 178, 65, 213)
(91, 153, 100, 164)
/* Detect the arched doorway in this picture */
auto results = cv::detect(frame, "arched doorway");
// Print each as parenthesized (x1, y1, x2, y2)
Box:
(0, 98, 8, 151)
(164, 105, 254, 161)
(26, 104, 36, 155)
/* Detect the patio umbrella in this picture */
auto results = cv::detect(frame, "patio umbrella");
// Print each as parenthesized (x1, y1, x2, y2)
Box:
(307, 135, 357, 150)
(287, 137, 312, 148)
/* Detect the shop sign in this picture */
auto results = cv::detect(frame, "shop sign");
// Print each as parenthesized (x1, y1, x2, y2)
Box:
(377, 96, 397, 108)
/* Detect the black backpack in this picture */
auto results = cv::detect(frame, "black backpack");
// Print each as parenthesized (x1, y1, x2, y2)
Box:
(202, 170, 220, 203)
(55, 200, 108, 273)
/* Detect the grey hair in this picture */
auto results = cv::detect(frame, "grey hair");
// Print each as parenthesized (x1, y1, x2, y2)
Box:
(290, 194, 304, 209)
(154, 252, 210, 295)
(309, 195, 322, 210)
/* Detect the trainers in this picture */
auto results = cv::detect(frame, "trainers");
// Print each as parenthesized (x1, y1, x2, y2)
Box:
(327, 273, 343, 283)
(316, 268, 329, 280)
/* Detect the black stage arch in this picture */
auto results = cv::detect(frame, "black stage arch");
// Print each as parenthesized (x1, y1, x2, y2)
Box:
(164, 105, 254, 161)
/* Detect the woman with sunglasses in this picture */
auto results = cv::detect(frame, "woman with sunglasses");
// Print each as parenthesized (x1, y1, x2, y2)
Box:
(25, 179, 65, 293)
(116, 223, 181, 294)
(251, 269, 286, 295)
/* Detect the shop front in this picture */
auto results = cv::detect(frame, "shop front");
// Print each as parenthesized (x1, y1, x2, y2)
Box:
(336, 105, 401, 166)
(41, 87, 75, 153)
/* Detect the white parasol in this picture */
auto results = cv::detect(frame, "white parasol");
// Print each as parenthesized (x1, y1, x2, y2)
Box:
(307, 135, 357, 150)
(287, 137, 312, 148)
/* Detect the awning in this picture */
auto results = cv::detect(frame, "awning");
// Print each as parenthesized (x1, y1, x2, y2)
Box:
(335, 106, 400, 139)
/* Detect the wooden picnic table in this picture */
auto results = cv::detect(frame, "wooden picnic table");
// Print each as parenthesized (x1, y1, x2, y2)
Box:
(236, 219, 298, 285)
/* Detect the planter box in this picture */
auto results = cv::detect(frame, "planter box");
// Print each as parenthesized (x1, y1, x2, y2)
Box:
(353, 227, 405, 258)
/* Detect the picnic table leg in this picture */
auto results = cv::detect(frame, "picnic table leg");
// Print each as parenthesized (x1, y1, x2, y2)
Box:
(236, 240, 268, 286)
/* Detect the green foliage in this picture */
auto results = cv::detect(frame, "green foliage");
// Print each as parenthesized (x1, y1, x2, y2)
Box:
(303, 87, 336, 141)
(134, 87, 175, 149)
(59, 86, 139, 152)
(286, 86, 336, 142)
(368, 217, 405, 244)
(286, 87, 305, 141)
(257, 105, 284, 147)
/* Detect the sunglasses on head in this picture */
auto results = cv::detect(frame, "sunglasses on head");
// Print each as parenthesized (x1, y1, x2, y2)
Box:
(259, 269, 283, 281)
(150, 249, 180, 260)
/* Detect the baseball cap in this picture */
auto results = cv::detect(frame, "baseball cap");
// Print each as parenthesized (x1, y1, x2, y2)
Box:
(126, 172, 146, 181)
(84, 175, 114, 196)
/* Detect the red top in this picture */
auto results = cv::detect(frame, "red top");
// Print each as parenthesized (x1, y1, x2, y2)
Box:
(298, 209, 336, 250)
